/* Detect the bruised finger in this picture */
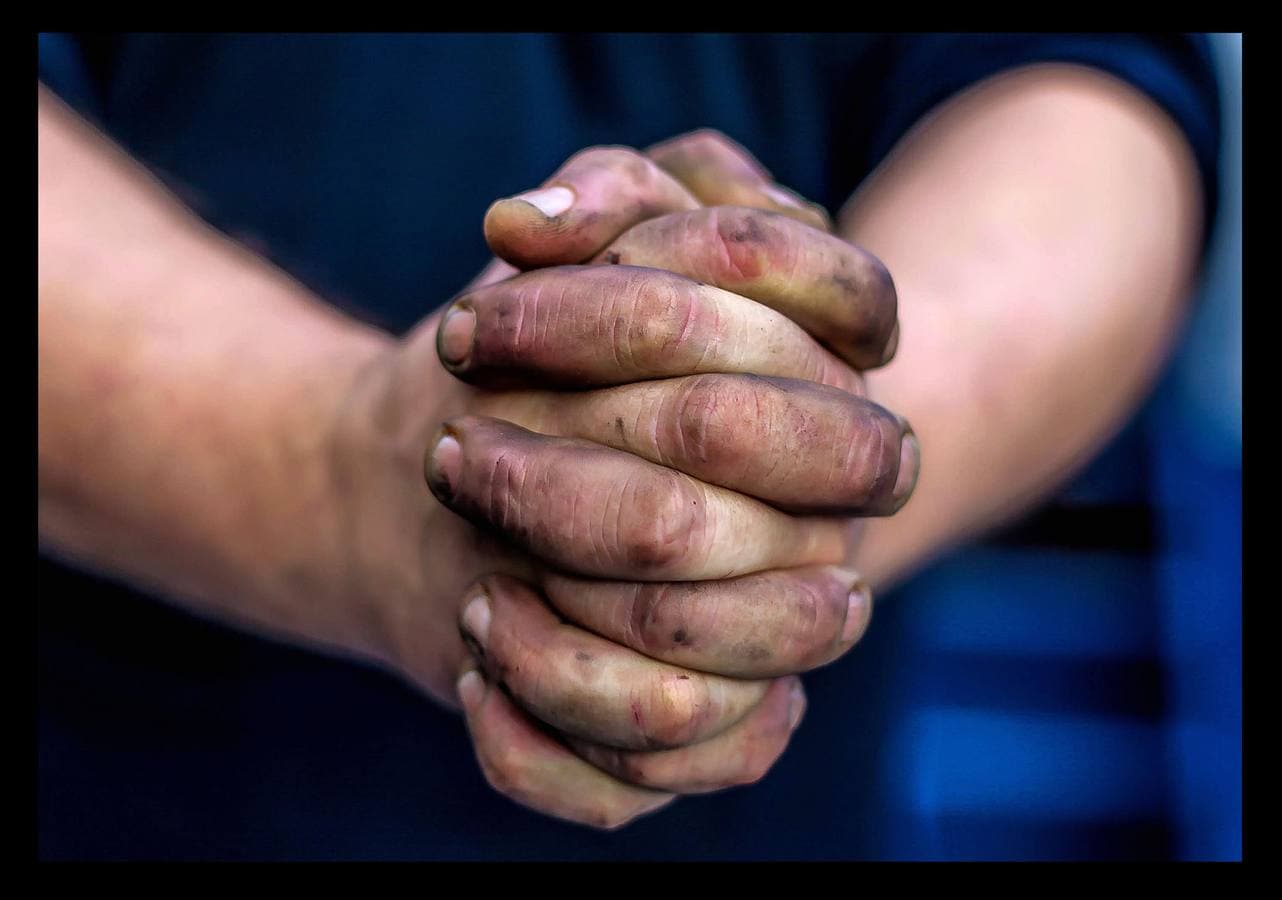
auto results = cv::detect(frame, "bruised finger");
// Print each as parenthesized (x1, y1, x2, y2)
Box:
(596, 207, 898, 370)
(646, 129, 832, 232)
(435, 265, 862, 394)
(566, 676, 805, 794)
(459, 575, 769, 751)
(484, 146, 700, 270)
(541, 566, 872, 679)
(456, 664, 675, 829)
(425, 415, 849, 581)
(520, 374, 917, 515)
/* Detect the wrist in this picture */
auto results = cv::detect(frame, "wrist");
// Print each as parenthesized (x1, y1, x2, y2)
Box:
(316, 310, 469, 675)
(237, 308, 396, 660)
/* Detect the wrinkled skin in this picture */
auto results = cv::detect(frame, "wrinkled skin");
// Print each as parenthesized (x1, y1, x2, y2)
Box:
(329, 131, 916, 829)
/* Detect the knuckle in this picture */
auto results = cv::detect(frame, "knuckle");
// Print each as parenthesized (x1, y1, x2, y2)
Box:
(573, 145, 656, 190)
(809, 353, 865, 397)
(684, 128, 736, 155)
(672, 374, 732, 466)
(872, 411, 906, 497)
(470, 275, 542, 364)
(653, 129, 770, 185)
(706, 207, 787, 283)
(669, 375, 771, 476)
(668, 128, 746, 168)
(568, 144, 637, 167)
(640, 673, 712, 749)
(512, 271, 570, 358)
(626, 276, 710, 369)
(839, 405, 902, 509)
(617, 470, 703, 572)
(472, 443, 532, 527)
(783, 578, 834, 663)
(626, 583, 674, 656)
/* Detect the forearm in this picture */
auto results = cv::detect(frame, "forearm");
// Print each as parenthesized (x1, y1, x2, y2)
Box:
(845, 65, 1204, 590)
(38, 86, 395, 655)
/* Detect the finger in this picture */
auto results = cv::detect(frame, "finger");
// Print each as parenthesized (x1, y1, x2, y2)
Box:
(595, 207, 898, 370)
(566, 676, 805, 794)
(456, 665, 675, 829)
(434, 265, 862, 394)
(459, 575, 770, 751)
(484, 146, 700, 269)
(541, 566, 872, 679)
(520, 374, 918, 515)
(426, 416, 849, 581)
(646, 129, 833, 232)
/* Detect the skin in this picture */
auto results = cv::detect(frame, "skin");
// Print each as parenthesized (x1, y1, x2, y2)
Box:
(39, 89, 900, 827)
(844, 65, 1202, 587)
(433, 71, 1202, 824)
(39, 60, 1203, 831)
(366, 143, 912, 822)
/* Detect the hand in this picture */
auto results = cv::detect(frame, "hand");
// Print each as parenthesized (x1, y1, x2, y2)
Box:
(354, 133, 911, 827)
(41, 93, 893, 828)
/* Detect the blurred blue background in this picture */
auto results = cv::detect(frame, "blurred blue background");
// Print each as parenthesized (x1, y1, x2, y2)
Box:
(38, 33, 1241, 860)
(865, 33, 1241, 860)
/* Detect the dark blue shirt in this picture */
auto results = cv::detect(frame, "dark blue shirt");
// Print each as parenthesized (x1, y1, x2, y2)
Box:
(38, 33, 1226, 860)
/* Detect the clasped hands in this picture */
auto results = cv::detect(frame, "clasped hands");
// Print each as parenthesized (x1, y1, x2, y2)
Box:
(332, 131, 917, 829)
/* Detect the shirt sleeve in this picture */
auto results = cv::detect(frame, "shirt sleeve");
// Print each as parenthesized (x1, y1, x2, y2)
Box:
(862, 33, 1222, 248)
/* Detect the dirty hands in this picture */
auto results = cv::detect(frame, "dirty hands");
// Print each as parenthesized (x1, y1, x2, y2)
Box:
(335, 131, 915, 829)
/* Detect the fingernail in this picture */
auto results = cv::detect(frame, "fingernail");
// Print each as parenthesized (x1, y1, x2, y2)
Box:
(892, 431, 920, 508)
(762, 183, 806, 210)
(438, 305, 475, 367)
(461, 592, 492, 649)
(842, 581, 872, 644)
(427, 431, 461, 497)
(512, 185, 575, 219)
(788, 680, 807, 731)
(456, 668, 486, 713)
